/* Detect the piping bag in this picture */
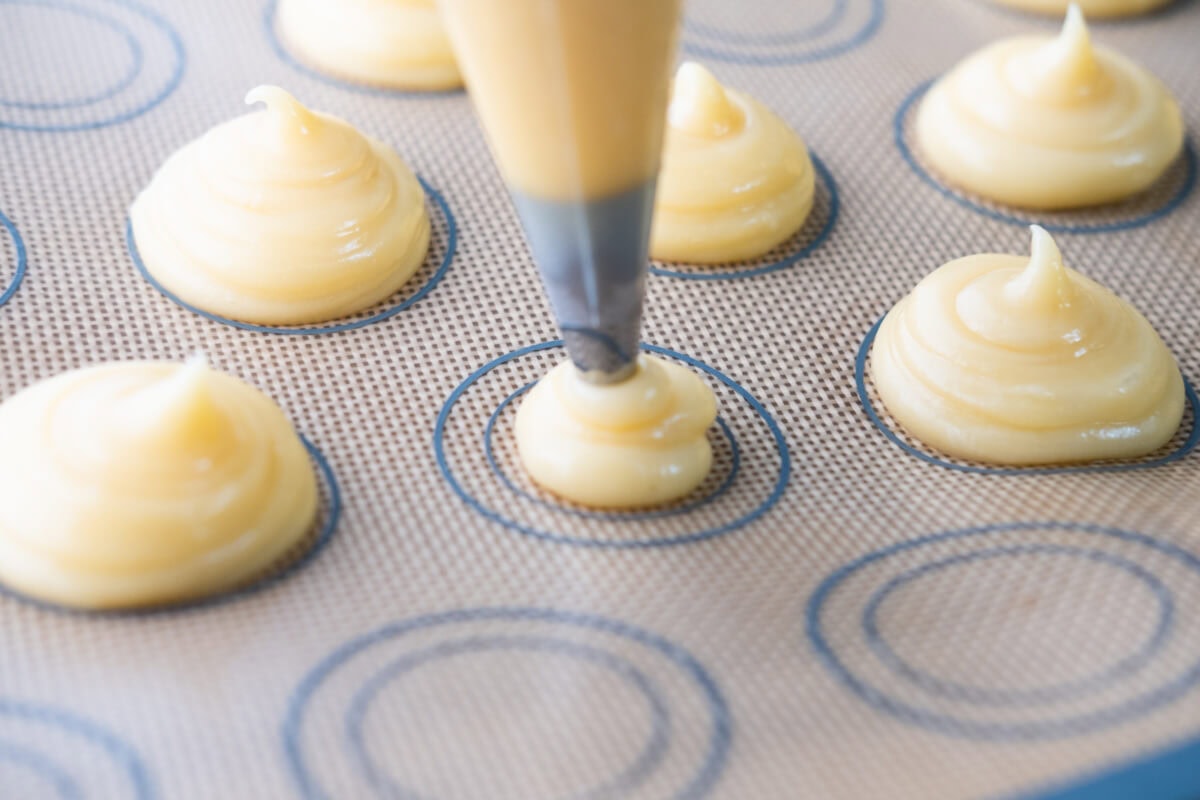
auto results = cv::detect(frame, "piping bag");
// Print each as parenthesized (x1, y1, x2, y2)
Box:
(437, 0, 684, 384)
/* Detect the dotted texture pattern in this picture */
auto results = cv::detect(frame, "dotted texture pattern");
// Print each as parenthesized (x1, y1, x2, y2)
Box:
(1, 1, 1200, 798)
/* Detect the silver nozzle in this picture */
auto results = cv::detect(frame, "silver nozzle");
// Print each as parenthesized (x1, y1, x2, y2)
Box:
(511, 180, 654, 384)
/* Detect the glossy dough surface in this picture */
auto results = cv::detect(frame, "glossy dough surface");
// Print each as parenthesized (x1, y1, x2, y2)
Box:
(515, 355, 717, 509)
(872, 227, 1184, 465)
(652, 63, 815, 263)
(278, 0, 462, 90)
(131, 86, 430, 326)
(0, 359, 318, 609)
(917, 6, 1183, 209)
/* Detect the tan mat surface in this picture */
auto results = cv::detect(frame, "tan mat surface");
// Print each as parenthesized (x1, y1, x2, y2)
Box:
(1, 0, 1199, 797)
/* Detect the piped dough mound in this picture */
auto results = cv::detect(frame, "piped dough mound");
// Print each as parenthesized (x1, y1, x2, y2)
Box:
(515, 355, 717, 509)
(917, 5, 1183, 209)
(278, 0, 461, 90)
(871, 227, 1185, 466)
(131, 86, 430, 326)
(651, 62, 815, 264)
(993, 0, 1174, 18)
(0, 358, 318, 609)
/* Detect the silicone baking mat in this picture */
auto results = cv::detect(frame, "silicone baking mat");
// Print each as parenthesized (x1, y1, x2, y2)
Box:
(2, 0, 1199, 797)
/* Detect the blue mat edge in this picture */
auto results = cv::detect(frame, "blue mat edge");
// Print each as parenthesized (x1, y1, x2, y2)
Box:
(1023, 731, 1200, 800)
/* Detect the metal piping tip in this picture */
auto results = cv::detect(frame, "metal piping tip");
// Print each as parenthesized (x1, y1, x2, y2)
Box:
(511, 180, 655, 384)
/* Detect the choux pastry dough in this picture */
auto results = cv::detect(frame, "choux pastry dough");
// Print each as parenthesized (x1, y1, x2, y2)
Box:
(0, 357, 318, 609)
(872, 227, 1184, 465)
(917, 5, 1184, 209)
(131, 86, 430, 326)
(515, 355, 718, 508)
(652, 63, 815, 263)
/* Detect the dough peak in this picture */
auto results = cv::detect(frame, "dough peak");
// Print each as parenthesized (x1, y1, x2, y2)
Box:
(915, 6, 1184, 209)
(1016, 5, 1107, 102)
(120, 355, 227, 450)
(0, 360, 319, 609)
(652, 64, 815, 263)
(871, 230, 1185, 465)
(1005, 225, 1078, 311)
(245, 85, 321, 137)
(669, 62, 744, 138)
(130, 87, 431, 325)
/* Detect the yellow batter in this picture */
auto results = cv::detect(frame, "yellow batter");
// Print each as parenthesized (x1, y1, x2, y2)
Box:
(437, 0, 682, 200)
(131, 86, 430, 326)
(0, 358, 318, 609)
(651, 62, 815, 264)
(278, 0, 462, 91)
(917, 4, 1184, 209)
(872, 227, 1184, 465)
(994, 0, 1174, 18)
(515, 356, 717, 509)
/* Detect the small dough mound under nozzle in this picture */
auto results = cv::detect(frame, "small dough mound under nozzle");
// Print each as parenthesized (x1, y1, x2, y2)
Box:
(651, 62, 815, 264)
(917, 4, 1184, 210)
(277, 0, 462, 90)
(130, 86, 430, 326)
(515, 355, 717, 509)
(0, 357, 318, 609)
(871, 226, 1185, 466)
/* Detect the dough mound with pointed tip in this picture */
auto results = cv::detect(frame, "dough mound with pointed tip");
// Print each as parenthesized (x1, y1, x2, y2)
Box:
(0, 359, 317, 609)
(278, 0, 461, 90)
(917, 6, 1183, 209)
(871, 227, 1184, 465)
(515, 355, 717, 509)
(131, 86, 430, 326)
(651, 62, 814, 264)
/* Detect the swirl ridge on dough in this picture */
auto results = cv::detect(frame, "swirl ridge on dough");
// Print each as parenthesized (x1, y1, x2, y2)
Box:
(916, 5, 1184, 209)
(515, 355, 717, 508)
(872, 226, 1184, 465)
(0, 357, 318, 609)
(652, 63, 815, 263)
(131, 86, 430, 325)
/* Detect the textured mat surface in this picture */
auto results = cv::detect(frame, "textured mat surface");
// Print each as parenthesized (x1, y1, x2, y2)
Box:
(1, 0, 1199, 798)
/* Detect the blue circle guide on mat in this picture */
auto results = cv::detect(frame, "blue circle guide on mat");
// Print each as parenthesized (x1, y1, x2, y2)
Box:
(434, 340, 791, 549)
(126, 176, 457, 335)
(894, 80, 1198, 234)
(0, 436, 342, 617)
(682, 0, 885, 65)
(807, 521, 1200, 740)
(0, 740, 84, 798)
(688, 0, 851, 44)
(649, 153, 840, 281)
(0, 210, 28, 309)
(283, 607, 731, 800)
(261, 0, 464, 99)
(855, 315, 1200, 475)
(0, 698, 153, 799)
(345, 635, 673, 800)
(0, 0, 185, 132)
(863, 545, 1174, 707)
(0, 0, 142, 110)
